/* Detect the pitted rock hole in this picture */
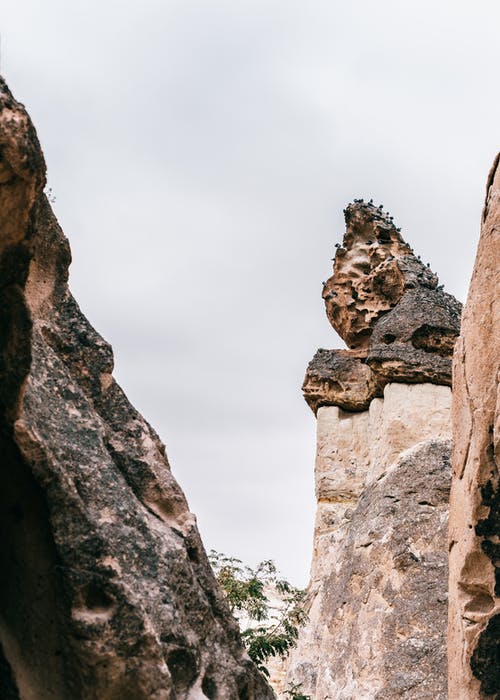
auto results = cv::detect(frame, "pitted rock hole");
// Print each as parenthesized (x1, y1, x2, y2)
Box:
(411, 325, 456, 356)
(73, 581, 115, 622)
(201, 674, 217, 699)
(237, 678, 251, 700)
(471, 614, 500, 696)
(463, 592, 494, 614)
(166, 648, 198, 693)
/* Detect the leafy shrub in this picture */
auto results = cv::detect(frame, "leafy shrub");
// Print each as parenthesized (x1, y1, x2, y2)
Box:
(209, 550, 308, 680)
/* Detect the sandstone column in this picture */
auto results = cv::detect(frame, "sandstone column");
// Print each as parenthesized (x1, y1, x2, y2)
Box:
(286, 202, 461, 699)
(448, 154, 500, 699)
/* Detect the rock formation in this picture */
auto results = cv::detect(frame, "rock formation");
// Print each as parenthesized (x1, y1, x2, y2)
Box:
(448, 154, 500, 699)
(320, 201, 461, 395)
(0, 78, 275, 699)
(286, 201, 461, 698)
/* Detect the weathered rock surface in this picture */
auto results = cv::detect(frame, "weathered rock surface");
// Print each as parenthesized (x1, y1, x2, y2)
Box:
(319, 201, 461, 391)
(324, 202, 437, 347)
(304, 202, 461, 417)
(448, 154, 500, 699)
(296, 439, 450, 700)
(286, 385, 452, 698)
(0, 78, 275, 699)
(302, 349, 383, 414)
(367, 286, 461, 386)
(286, 201, 461, 698)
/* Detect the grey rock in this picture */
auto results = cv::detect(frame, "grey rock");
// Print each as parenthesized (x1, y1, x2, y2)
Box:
(289, 198, 458, 698)
(367, 286, 461, 386)
(288, 440, 450, 699)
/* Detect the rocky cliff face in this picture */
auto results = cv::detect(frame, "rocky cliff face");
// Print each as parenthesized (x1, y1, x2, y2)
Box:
(286, 202, 461, 698)
(0, 78, 275, 700)
(448, 155, 500, 699)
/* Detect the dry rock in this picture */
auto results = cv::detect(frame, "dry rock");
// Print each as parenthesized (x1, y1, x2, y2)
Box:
(448, 153, 500, 699)
(286, 384, 452, 699)
(0, 78, 275, 700)
(323, 201, 440, 351)
(304, 202, 461, 418)
(288, 199, 461, 698)
(367, 286, 461, 386)
(302, 349, 383, 414)
(290, 439, 451, 699)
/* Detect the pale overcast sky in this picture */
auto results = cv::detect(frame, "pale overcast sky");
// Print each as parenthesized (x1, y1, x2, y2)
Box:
(2, 1, 499, 584)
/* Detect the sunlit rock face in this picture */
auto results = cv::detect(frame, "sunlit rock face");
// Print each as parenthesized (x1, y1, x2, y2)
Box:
(448, 154, 500, 699)
(285, 201, 461, 699)
(0, 78, 275, 700)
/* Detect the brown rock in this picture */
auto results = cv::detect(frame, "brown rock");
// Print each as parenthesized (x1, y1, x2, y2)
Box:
(323, 201, 439, 350)
(303, 202, 461, 419)
(448, 153, 500, 699)
(0, 78, 274, 699)
(302, 348, 383, 414)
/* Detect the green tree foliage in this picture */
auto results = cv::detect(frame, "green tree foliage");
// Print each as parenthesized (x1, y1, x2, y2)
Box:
(209, 551, 309, 697)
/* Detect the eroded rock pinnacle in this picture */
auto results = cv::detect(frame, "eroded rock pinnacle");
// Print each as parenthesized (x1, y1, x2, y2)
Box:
(303, 201, 462, 413)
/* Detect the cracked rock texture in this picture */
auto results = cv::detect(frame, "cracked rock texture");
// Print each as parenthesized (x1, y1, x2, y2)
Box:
(448, 153, 500, 699)
(302, 349, 383, 414)
(311, 201, 462, 413)
(0, 78, 275, 700)
(285, 201, 460, 698)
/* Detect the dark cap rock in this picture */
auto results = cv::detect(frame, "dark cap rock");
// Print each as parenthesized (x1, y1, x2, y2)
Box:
(367, 287, 462, 385)
(302, 348, 383, 414)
